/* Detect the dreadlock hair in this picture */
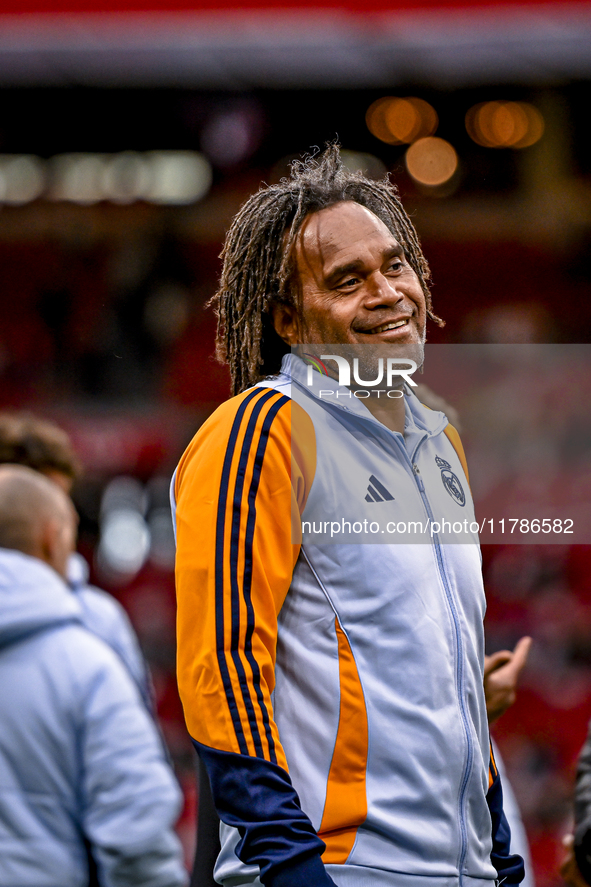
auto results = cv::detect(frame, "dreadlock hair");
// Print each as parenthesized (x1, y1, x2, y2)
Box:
(212, 143, 444, 395)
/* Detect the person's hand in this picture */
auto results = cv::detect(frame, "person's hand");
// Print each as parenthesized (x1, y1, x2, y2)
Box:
(484, 636, 532, 724)
(561, 835, 589, 887)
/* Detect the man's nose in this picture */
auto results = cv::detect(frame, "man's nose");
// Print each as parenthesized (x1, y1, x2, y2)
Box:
(363, 273, 404, 307)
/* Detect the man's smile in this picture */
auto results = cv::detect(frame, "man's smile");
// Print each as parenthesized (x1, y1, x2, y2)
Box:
(359, 317, 411, 335)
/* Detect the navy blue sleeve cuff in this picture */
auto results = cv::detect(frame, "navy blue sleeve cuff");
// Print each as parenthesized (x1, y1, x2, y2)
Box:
(487, 757, 525, 884)
(269, 853, 337, 887)
(194, 740, 330, 885)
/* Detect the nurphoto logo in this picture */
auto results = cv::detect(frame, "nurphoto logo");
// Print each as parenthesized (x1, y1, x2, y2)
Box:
(302, 350, 419, 399)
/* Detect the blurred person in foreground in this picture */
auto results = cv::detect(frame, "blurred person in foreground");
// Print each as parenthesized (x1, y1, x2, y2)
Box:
(559, 721, 591, 887)
(484, 638, 534, 887)
(173, 145, 525, 887)
(0, 411, 152, 711)
(0, 464, 187, 887)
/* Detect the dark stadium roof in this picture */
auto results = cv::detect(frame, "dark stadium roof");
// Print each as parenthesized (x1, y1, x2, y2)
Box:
(0, 1, 591, 87)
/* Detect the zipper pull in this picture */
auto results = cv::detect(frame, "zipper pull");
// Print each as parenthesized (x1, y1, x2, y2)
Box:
(413, 463, 425, 491)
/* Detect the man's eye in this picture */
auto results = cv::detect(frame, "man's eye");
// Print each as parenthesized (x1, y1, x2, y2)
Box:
(389, 261, 403, 272)
(340, 277, 359, 287)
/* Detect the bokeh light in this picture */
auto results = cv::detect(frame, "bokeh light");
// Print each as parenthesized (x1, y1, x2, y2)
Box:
(101, 476, 147, 517)
(97, 476, 150, 580)
(144, 151, 212, 205)
(98, 508, 151, 576)
(49, 153, 107, 204)
(37, 150, 212, 205)
(102, 151, 152, 205)
(465, 101, 545, 148)
(340, 150, 386, 180)
(0, 155, 45, 204)
(366, 97, 438, 145)
(405, 136, 459, 187)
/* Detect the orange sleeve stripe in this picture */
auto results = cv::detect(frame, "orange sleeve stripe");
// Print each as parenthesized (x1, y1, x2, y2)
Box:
(319, 619, 369, 864)
(214, 387, 291, 763)
(176, 388, 315, 766)
(444, 424, 471, 490)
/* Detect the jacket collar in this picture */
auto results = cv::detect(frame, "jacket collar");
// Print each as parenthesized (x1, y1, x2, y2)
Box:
(276, 352, 448, 439)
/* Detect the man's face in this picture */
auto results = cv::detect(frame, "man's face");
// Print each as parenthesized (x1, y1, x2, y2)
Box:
(274, 201, 427, 348)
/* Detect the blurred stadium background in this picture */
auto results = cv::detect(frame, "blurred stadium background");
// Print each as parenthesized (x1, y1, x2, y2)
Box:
(2, 0, 591, 882)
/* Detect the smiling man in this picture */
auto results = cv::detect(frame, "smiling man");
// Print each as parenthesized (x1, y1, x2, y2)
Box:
(273, 200, 426, 435)
(173, 145, 524, 887)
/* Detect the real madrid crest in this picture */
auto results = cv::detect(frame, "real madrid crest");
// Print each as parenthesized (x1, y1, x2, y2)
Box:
(435, 455, 465, 507)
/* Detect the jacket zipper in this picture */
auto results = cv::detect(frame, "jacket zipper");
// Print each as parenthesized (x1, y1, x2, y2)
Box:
(396, 434, 473, 887)
(301, 380, 475, 883)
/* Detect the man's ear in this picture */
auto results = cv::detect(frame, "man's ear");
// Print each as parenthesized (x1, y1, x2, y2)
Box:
(39, 517, 59, 568)
(271, 302, 300, 346)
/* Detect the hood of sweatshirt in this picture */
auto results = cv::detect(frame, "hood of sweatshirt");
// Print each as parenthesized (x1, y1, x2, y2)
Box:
(0, 548, 82, 649)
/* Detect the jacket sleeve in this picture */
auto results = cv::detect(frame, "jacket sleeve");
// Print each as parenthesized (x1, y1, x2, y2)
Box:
(72, 636, 187, 887)
(78, 585, 154, 713)
(487, 743, 525, 884)
(173, 387, 334, 887)
(68, 552, 154, 713)
(574, 720, 591, 882)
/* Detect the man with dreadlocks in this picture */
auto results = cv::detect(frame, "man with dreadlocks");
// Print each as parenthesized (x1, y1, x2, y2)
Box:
(172, 145, 524, 887)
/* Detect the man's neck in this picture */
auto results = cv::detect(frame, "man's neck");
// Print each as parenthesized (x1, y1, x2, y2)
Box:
(361, 390, 406, 434)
